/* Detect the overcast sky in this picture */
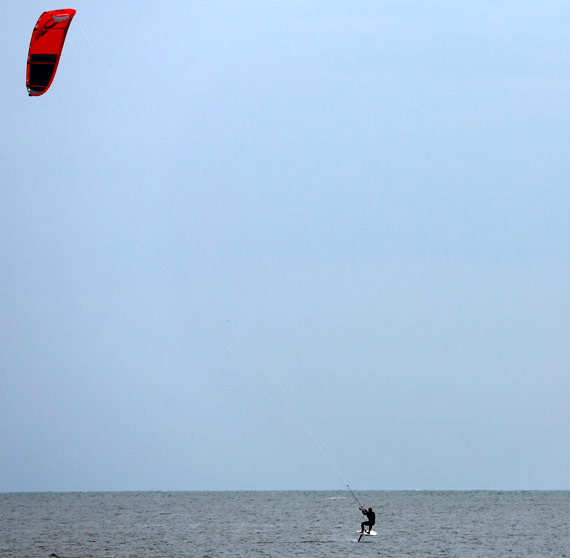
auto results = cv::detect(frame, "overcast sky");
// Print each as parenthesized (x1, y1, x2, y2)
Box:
(1, 1, 569, 492)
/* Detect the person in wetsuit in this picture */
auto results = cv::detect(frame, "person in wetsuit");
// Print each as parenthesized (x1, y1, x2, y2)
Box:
(360, 506, 375, 534)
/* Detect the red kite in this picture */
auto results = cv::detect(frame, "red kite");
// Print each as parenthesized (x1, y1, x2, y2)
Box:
(26, 9, 76, 96)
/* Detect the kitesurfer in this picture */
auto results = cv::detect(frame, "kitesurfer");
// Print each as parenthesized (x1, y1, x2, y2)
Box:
(360, 506, 375, 534)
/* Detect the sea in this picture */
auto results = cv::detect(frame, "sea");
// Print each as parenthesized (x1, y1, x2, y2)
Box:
(1, 491, 568, 558)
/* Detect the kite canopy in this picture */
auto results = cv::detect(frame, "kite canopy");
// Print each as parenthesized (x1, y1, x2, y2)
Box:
(26, 9, 76, 96)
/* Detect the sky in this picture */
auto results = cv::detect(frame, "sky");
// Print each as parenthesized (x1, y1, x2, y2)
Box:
(1, 1, 569, 492)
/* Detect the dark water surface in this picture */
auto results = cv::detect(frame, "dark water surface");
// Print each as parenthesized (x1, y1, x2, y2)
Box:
(1, 491, 568, 557)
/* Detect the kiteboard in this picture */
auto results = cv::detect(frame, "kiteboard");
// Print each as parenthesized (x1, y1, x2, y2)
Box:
(357, 529, 377, 542)
(357, 530, 377, 536)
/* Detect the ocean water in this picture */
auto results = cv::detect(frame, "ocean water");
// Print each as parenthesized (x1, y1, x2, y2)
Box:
(1, 491, 568, 557)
